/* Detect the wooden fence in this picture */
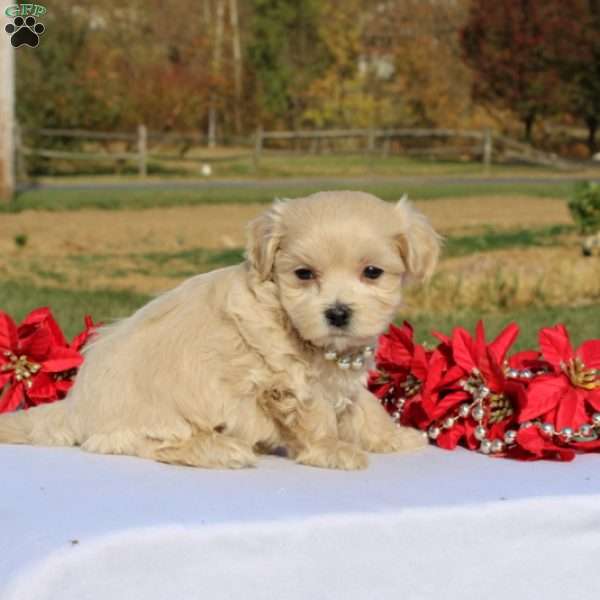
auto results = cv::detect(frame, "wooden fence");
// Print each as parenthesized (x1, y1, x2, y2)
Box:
(15, 125, 578, 179)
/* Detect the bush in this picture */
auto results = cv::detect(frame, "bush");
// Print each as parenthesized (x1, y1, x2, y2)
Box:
(568, 181, 600, 234)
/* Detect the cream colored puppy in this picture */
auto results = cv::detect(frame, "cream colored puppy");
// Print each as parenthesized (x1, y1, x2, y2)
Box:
(0, 191, 440, 470)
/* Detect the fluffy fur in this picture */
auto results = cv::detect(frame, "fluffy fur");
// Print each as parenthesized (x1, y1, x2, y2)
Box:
(0, 191, 441, 470)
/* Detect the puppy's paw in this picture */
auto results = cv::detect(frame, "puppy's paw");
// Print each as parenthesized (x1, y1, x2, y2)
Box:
(296, 440, 368, 470)
(367, 426, 427, 453)
(155, 433, 258, 469)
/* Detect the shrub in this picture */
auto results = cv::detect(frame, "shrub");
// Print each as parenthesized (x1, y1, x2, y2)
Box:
(568, 181, 600, 234)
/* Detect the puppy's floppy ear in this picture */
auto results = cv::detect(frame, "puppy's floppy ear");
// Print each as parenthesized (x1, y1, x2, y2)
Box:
(245, 200, 286, 280)
(394, 195, 442, 281)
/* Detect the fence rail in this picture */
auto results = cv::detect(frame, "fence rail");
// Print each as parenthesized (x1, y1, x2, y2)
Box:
(15, 125, 581, 179)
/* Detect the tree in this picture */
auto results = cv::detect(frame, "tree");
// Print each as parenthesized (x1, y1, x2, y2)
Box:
(461, 0, 566, 142)
(247, 0, 330, 128)
(549, 0, 600, 154)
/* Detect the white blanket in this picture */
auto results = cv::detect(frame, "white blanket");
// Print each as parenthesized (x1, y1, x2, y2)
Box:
(1, 445, 600, 600)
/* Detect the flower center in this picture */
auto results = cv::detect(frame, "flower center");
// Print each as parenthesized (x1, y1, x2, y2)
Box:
(563, 357, 600, 390)
(1, 351, 41, 387)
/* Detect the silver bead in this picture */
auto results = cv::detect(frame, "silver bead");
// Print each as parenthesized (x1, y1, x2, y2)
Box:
(351, 355, 365, 370)
(561, 427, 574, 440)
(520, 421, 533, 429)
(520, 370, 533, 380)
(391, 411, 401, 421)
(504, 430, 517, 444)
(428, 426, 441, 440)
(580, 424, 594, 437)
(458, 403, 471, 418)
(362, 345, 375, 357)
(490, 439, 504, 453)
(443, 417, 455, 429)
(506, 368, 519, 378)
(324, 349, 338, 361)
(397, 397, 406, 407)
(540, 423, 554, 436)
(593, 413, 600, 426)
(480, 439, 492, 454)
(337, 357, 351, 370)
(474, 425, 487, 441)
(471, 405, 485, 421)
(477, 385, 491, 399)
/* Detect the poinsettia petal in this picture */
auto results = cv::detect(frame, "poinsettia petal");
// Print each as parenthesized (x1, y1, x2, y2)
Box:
(19, 327, 52, 361)
(0, 312, 18, 353)
(539, 324, 574, 368)
(518, 376, 566, 422)
(577, 340, 600, 370)
(432, 390, 470, 419)
(436, 423, 465, 450)
(0, 383, 24, 413)
(19, 307, 68, 347)
(451, 327, 477, 373)
(27, 372, 59, 403)
(70, 316, 98, 352)
(556, 388, 589, 432)
(42, 346, 83, 372)
(585, 389, 600, 412)
(410, 345, 429, 381)
(489, 322, 520, 365)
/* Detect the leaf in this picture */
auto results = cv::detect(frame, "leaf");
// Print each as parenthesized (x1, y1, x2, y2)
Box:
(539, 324, 574, 367)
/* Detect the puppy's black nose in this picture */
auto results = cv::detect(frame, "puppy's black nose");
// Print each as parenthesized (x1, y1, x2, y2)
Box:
(324, 303, 352, 328)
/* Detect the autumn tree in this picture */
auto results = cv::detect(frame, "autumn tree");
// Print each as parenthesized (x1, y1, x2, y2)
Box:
(548, 0, 600, 154)
(247, 0, 330, 128)
(461, 0, 567, 141)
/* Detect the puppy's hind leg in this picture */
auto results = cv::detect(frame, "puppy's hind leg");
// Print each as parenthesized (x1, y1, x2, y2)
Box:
(152, 428, 258, 469)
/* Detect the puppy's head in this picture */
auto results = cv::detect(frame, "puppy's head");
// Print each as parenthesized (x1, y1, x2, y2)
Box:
(246, 191, 440, 350)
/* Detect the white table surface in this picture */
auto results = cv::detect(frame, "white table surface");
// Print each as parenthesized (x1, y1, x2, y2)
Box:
(2, 444, 600, 600)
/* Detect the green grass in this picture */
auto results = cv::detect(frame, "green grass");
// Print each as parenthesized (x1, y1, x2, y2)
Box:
(0, 281, 149, 339)
(1, 280, 598, 349)
(444, 224, 575, 258)
(6, 180, 575, 212)
(408, 303, 600, 351)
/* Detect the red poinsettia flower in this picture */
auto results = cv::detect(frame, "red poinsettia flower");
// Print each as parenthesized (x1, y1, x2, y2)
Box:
(0, 309, 96, 413)
(518, 324, 600, 434)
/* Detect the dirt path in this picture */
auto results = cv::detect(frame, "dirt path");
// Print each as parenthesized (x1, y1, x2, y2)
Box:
(0, 196, 571, 258)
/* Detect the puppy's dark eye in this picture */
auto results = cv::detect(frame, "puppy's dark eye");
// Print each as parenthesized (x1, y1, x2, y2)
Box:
(363, 266, 384, 280)
(295, 268, 315, 280)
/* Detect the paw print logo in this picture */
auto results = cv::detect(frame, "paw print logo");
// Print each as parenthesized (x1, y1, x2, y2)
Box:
(5, 16, 45, 48)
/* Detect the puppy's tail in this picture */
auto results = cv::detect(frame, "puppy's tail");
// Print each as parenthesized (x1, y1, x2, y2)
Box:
(0, 401, 75, 446)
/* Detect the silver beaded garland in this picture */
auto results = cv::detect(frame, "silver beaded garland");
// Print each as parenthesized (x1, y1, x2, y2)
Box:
(428, 425, 441, 440)
(474, 425, 487, 441)
(458, 403, 471, 418)
(504, 430, 517, 444)
(471, 405, 485, 421)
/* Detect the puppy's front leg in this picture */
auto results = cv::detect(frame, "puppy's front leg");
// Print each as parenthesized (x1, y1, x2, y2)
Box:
(338, 386, 427, 453)
(271, 390, 368, 470)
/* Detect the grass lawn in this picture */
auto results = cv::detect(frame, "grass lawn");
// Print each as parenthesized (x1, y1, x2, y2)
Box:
(1, 280, 598, 351)
(6, 180, 577, 212)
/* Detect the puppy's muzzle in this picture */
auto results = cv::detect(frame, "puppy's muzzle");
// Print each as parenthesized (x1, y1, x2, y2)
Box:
(324, 303, 352, 328)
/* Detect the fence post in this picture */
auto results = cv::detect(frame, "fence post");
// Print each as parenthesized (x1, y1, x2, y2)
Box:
(367, 128, 376, 154)
(482, 128, 493, 174)
(137, 124, 147, 177)
(0, 39, 15, 203)
(253, 126, 263, 171)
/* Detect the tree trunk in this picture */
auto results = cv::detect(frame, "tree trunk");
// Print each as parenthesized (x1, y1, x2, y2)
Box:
(586, 115, 598, 156)
(229, 0, 243, 135)
(524, 112, 535, 143)
(208, 0, 225, 148)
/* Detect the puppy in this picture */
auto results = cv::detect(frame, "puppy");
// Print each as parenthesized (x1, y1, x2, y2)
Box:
(0, 191, 440, 470)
